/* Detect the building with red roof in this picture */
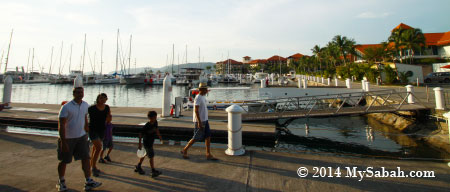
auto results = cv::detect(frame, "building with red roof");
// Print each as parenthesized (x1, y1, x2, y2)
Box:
(216, 59, 249, 74)
(287, 53, 306, 67)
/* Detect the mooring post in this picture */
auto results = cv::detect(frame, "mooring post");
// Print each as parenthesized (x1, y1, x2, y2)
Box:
(346, 78, 351, 89)
(335, 77, 338, 87)
(162, 75, 172, 117)
(361, 80, 366, 91)
(365, 81, 370, 92)
(434, 87, 444, 110)
(225, 104, 245, 156)
(2, 75, 13, 109)
(297, 78, 302, 88)
(302, 79, 307, 89)
(327, 78, 331, 86)
(405, 85, 414, 104)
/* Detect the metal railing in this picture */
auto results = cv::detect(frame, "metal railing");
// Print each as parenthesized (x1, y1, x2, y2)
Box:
(239, 89, 427, 120)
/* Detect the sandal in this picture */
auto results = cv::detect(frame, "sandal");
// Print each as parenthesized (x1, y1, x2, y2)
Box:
(206, 155, 218, 161)
(180, 150, 189, 159)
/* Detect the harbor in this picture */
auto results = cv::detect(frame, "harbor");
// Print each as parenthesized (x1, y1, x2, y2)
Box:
(1, 1, 450, 191)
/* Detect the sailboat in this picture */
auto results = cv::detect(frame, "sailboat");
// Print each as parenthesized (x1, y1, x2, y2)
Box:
(95, 39, 119, 84)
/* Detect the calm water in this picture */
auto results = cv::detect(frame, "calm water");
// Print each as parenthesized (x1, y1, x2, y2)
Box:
(0, 83, 448, 160)
(0, 83, 260, 107)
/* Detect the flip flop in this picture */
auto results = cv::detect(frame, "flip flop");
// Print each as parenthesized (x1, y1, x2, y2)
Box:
(206, 156, 218, 161)
(180, 150, 189, 159)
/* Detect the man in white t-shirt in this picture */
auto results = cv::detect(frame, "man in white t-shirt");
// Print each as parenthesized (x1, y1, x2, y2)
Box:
(180, 83, 218, 160)
(56, 87, 102, 191)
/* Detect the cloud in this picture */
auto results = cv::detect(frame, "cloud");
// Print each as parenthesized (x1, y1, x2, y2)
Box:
(62, 0, 99, 5)
(64, 13, 99, 25)
(356, 11, 391, 19)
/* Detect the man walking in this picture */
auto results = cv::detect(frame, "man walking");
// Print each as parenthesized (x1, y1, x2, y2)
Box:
(56, 87, 102, 191)
(181, 83, 218, 160)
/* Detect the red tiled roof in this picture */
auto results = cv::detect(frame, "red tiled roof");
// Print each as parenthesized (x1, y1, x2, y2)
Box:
(216, 59, 243, 65)
(392, 23, 413, 32)
(288, 53, 305, 59)
(243, 56, 251, 59)
(249, 59, 267, 64)
(424, 32, 450, 46)
(354, 44, 382, 54)
(266, 55, 287, 61)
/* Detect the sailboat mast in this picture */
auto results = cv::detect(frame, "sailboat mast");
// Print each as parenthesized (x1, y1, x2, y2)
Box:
(115, 29, 119, 77)
(69, 44, 72, 74)
(185, 45, 187, 64)
(32, 48, 34, 74)
(59, 41, 63, 76)
(198, 47, 200, 68)
(4, 29, 13, 73)
(0, 51, 4, 73)
(26, 48, 30, 73)
(49, 46, 54, 74)
(82, 34, 86, 76)
(128, 35, 132, 75)
(172, 44, 174, 74)
(100, 40, 103, 75)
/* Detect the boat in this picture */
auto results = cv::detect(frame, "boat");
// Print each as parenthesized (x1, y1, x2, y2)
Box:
(24, 72, 50, 83)
(238, 74, 255, 85)
(176, 68, 203, 85)
(123, 73, 147, 84)
(94, 74, 119, 84)
(254, 72, 269, 83)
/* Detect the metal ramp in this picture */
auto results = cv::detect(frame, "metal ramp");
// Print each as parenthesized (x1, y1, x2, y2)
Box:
(239, 89, 428, 121)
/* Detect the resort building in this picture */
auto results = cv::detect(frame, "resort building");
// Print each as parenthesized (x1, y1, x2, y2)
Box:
(287, 53, 306, 67)
(215, 59, 249, 74)
(354, 23, 450, 62)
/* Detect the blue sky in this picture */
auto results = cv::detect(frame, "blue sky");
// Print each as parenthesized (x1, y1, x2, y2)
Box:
(0, 0, 449, 74)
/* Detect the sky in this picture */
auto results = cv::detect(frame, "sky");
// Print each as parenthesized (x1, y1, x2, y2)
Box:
(0, 0, 449, 74)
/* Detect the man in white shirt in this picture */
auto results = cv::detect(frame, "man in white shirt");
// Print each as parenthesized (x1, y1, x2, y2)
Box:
(180, 83, 218, 160)
(56, 87, 102, 191)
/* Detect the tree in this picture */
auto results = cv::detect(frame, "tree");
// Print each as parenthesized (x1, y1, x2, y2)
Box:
(332, 35, 356, 66)
(401, 28, 425, 64)
(311, 45, 323, 70)
(388, 28, 406, 63)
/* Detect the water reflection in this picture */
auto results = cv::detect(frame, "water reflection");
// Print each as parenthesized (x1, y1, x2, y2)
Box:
(0, 83, 260, 108)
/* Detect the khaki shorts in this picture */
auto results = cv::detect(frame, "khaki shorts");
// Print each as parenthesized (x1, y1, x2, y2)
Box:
(57, 134, 90, 163)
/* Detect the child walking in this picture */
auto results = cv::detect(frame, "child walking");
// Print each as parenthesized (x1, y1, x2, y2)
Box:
(134, 111, 163, 178)
(99, 122, 114, 163)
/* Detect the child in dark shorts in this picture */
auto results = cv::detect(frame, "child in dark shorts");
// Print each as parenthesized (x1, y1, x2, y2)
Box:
(134, 111, 163, 178)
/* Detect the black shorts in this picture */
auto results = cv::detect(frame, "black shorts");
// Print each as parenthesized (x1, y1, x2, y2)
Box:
(143, 140, 155, 158)
(89, 130, 104, 141)
(57, 135, 90, 164)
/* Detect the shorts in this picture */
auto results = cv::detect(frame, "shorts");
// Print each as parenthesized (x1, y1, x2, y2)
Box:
(103, 137, 113, 149)
(89, 130, 104, 141)
(143, 140, 155, 158)
(57, 134, 90, 164)
(193, 121, 211, 141)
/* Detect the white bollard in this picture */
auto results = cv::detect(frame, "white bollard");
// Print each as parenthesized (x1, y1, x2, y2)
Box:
(361, 80, 366, 91)
(405, 85, 414, 104)
(261, 79, 266, 88)
(442, 112, 450, 143)
(302, 79, 307, 89)
(434, 87, 444, 110)
(365, 81, 370, 92)
(335, 77, 338, 87)
(225, 104, 245, 156)
(2, 75, 13, 109)
(74, 75, 83, 88)
(162, 75, 172, 117)
(321, 77, 324, 84)
(297, 78, 302, 88)
(376, 78, 379, 86)
(327, 78, 331, 86)
(346, 79, 351, 88)
(417, 77, 419, 87)
(351, 76, 354, 82)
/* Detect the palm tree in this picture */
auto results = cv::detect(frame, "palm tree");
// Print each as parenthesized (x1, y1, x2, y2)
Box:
(311, 45, 323, 70)
(388, 28, 406, 63)
(332, 35, 356, 66)
(401, 28, 425, 64)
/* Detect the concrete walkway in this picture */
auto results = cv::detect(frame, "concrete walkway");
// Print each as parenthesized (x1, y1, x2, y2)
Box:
(0, 131, 449, 192)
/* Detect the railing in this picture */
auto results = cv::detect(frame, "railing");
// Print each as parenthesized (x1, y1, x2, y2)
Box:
(239, 89, 427, 119)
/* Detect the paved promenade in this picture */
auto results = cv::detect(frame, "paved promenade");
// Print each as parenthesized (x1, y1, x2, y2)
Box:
(0, 131, 449, 192)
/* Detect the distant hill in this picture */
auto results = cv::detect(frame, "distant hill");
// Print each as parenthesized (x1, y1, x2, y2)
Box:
(107, 62, 216, 74)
